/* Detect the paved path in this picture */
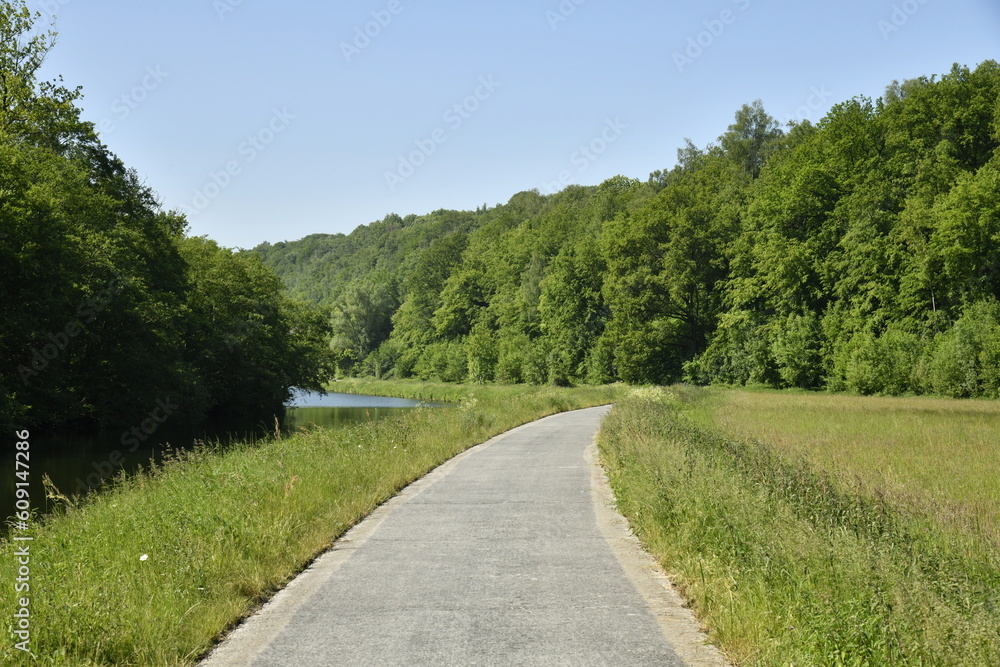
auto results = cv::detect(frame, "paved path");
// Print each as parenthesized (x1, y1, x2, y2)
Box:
(203, 406, 726, 666)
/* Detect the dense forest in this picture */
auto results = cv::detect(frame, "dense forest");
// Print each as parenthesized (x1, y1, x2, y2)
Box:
(6, 0, 999, 440)
(257, 60, 1000, 398)
(1, 3, 332, 434)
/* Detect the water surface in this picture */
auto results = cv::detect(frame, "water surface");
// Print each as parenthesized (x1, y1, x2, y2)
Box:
(284, 389, 427, 431)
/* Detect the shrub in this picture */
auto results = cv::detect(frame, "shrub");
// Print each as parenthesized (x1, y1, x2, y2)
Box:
(585, 334, 617, 385)
(693, 310, 777, 386)
(927, 299, 1000, 398)
(771, 311, 823, 389)
(413, 342, 468, 382)
(465, 325, 498, 383)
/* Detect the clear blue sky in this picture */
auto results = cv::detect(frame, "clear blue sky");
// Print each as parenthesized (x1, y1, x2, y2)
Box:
(32, 0, 1000, 249)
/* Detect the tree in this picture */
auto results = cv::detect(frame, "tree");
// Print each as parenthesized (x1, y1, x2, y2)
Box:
(240, 60, 1000, 401)
(928, 157, 1000, 309)
(0, 2, 336, 433)
(0, 1, 94, 152)
(390, 232, 467, 349)
(719, 100, 784, 179)
(539, 239, 607, 379)
(601, 151, 744, 383)
(433, 268, 490, 340)
(329, 277, 399, 372)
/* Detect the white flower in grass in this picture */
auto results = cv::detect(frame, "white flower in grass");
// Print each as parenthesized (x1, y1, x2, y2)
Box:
(139, 554, 149, 562)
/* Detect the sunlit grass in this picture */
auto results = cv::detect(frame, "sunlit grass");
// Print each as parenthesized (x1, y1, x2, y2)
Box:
(0, 382, 623, 665)
(682, 387, 1000, 537)
(599, 387, 1000, 665)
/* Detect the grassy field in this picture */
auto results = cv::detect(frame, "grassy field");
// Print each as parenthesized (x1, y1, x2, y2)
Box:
(598, 386, 1000, 666)
(0, 381, 623, 665)
(683, 388, 1000, 538)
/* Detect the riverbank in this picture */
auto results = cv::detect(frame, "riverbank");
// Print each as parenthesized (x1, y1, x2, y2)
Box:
(329, 377, 568, 403)
(0, 382, 624, 665)
(598, 387, 1000, 665)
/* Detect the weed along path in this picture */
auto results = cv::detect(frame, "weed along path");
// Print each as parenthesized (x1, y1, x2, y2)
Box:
(202, 406, 726, 666)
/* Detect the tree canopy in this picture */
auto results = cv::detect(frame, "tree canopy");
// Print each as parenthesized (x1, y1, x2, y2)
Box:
(258, 60, 1000, 399)
(1, 2, 332, 433)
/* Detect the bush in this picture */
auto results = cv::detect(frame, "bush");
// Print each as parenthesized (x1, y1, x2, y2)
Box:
(927, 299, 1000, 398)
(393, 347, 420, 379)
(605, 319, 687, 385)
(928, 330, 977, 397)
(465, 325, 498, 383)
(362, 339, 402, 379)
(771, 311, 823, 389)
(413, 342, 468, 382)
(692, 310, 777, 386)
(495, 335, 529, 384)
(831, 328, 926, 395)
(876, 328, 925, 395)
(547, 349, 572, 386)
(834, 331, 879, 395)
(522, 339, 550, 385)
(585, 334, 617, 385)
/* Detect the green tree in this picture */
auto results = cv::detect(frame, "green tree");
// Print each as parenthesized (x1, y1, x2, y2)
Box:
(0, 2, 93, 152)
(601, 150, 744, 382)
(390, 232, 467, 350)
(330, 277, 399, 373)
(539, 238, 607, 380)
(433, 268, 490, 340)
(719, 100, 784, 179)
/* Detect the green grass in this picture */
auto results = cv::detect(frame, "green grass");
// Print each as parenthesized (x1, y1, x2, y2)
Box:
(598, 386, 1000, 666)
(0, 381, 623, 665)
(683, 387, 1000, 539)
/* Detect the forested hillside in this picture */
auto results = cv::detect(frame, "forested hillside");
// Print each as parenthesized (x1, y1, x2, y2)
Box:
(259, 61, 1000, 398)
(1, 3, 332, 433)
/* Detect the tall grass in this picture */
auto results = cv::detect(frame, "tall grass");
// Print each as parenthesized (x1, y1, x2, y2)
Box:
(683, 387, 1000, 537)
(0, 382, 622, 665)
(599, 387, 1000, 665)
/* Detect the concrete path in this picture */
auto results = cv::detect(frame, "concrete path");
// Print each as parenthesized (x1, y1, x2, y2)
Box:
(202, 406, 727, 666)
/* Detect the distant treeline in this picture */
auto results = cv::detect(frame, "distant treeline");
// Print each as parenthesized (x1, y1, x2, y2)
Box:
(257, 60, 1000, 398)
(1, 3, 332, 433)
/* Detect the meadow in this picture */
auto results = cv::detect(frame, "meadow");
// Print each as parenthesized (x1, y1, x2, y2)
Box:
(7, 380, 997, 665)
(684, 388, 1000, 539)
(0, 381, 622, 665)
(599, 387, 1000, 665)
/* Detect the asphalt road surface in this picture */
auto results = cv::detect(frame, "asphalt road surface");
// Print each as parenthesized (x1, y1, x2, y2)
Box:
(202, 406, 727, 666)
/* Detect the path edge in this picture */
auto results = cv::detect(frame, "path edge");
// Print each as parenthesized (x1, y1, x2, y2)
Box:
(200, 407, 597, 665)
(587, 435, 732, 667)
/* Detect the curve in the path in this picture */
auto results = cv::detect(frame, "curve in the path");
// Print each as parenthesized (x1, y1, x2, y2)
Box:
(202, 406, 727, 667)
